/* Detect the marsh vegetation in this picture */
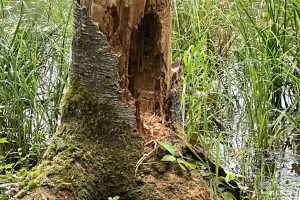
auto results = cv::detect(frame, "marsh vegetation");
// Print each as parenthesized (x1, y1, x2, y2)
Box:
(0, 0, 299, 199)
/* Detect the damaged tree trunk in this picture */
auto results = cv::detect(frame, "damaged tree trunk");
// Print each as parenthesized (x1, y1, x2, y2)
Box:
(79, 0, 173, 121)
(19, 1, 210, 199)
(18, 1, 171, 199)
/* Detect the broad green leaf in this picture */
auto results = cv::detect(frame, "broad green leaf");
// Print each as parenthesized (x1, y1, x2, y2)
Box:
(0, 138, 8, 144)
(161, 155, 176, 162)
(225, 171, 236, 183)
(158, 141, 177, 156)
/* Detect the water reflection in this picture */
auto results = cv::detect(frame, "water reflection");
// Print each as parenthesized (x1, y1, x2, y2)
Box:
(219, 66, 300, 199)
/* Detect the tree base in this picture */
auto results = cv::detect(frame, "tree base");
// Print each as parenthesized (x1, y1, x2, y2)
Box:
(17, 1, 211, 199)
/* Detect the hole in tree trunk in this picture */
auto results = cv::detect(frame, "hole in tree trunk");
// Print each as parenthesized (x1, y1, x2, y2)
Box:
(128, 12, 164, 121)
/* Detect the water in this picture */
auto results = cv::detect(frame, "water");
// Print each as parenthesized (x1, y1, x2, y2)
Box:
(218, 65, 300, 199)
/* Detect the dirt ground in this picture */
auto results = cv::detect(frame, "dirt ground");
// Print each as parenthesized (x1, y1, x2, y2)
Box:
(136, 112, 212, 200)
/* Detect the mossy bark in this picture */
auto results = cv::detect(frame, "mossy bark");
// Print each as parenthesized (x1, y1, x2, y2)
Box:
(19, 2, 144, 199)
(18, 1, 211, 200)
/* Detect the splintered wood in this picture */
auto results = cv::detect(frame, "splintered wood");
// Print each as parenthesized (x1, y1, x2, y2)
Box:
(78, 0, 172, 127)
(141, 112, 171, 142)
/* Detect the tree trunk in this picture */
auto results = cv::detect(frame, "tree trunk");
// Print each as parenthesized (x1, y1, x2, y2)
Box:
(79, 0, 173, 120)
(18, 1, 210, 199)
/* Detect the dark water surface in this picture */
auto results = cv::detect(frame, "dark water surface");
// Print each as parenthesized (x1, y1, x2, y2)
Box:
(221, 105, 300, 199)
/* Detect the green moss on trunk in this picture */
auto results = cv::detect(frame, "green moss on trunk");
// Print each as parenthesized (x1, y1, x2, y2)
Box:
(18, 2, 211, 200)
(19, 2, 143, 199)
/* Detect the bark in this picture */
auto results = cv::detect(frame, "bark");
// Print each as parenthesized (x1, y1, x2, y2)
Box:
(78, 0, 172, 121)
(17, 1, 211, 199)
(18, 2, 143, 199)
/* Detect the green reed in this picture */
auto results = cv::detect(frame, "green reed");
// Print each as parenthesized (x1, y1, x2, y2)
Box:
(235, 0, 300, 148)
(0, 0, 299, 199)
(0, 0, 72, 168)
(173, 0, 300, 199)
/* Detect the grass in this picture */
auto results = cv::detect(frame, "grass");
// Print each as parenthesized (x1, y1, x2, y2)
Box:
(174, 0, 300, 199)
(0, 0, 299, 199)
(0, 0, 72, 171)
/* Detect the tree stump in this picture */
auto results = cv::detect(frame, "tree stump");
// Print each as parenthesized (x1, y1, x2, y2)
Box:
(18, 1, 211, 199)
(79, 0, 172, 122)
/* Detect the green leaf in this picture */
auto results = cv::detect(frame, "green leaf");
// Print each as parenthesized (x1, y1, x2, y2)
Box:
(0, 138, 8, 144)
(158, 141, 177, 156)
(21, 157, 27, 162)
(225, 171, 236, 183)
(177, 158, 197, 170)
(161, 155, 176, 162)
(222, 192, 236, 200)
(177, 161, 188, 171)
